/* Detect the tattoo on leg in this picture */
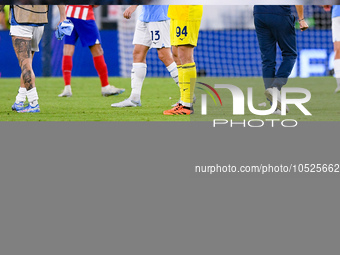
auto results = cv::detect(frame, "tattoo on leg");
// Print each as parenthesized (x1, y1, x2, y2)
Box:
(13, 38, 31, 67)
(22, 64, 33, 90)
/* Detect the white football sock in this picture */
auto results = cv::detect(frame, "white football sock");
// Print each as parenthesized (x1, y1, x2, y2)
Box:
(130, 63, 147, 102)
(27, 87, 39, 106)
(16, 87, 27, 103)
(334, 59, 340, 88)
(64, 85, 72, 91)
(166, 62, 179, 87)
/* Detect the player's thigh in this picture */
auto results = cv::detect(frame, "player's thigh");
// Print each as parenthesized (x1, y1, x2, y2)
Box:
(254, 14, 277, 61)
(157, 47, 174, 66)
(133, 20, 152, 48)
(148, 20, 171, 49)
(11, 37, 33, 68)
(332, 17, 340, 48)
(170, 19, 200, 47)
(63, 44, 75, 56)
(64, 19, 79, 47)
(133, 44, 149, 63)
(89, 44, 104, 57)
(10, 26, 33, 63)
(274, 15, 297, 57)
(64, 31, 78, 47)
(10, 25, 33, 39)
(74, 19, 101, 47)
(177, 45, 195, 64)
(334, 41, 340, 59)
(31, 26, 44, 52)
(171, 46, 181, 66)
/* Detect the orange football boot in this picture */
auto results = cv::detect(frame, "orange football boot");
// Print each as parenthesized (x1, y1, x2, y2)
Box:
(163, 104, 193, 115)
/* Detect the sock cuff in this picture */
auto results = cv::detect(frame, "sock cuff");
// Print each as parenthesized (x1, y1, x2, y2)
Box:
(182, 62, 196, 69)
(93, 55, 105, 61)
(27, 87, 37, 93)
(27, 87, 39, 103)
(166, 62, 177, 72)
(63, 55, 72, 60)
(133, 63, 147, 69)
(334, 59, 340, 77)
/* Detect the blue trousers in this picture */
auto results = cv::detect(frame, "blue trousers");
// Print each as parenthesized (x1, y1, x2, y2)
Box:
(254, 13, 297, 90)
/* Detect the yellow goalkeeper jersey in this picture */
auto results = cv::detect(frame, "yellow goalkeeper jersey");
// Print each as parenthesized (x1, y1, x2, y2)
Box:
(168, 5, 203, 21)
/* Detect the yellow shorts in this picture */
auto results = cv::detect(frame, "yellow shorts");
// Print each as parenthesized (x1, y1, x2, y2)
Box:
(170, 19, 201, 47)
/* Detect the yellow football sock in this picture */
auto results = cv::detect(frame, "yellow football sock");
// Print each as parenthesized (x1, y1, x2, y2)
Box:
(181, 62, 196, 107)
(177, 65, 184, 104)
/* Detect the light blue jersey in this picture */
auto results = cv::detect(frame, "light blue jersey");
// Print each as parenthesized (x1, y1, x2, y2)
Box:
(332, 5, 340, 18)
(139, 5, 170, 23)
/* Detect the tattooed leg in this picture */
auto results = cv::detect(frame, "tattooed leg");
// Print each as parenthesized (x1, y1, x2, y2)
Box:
(12, 36, 35, 91)
(19, 52, 35, 88)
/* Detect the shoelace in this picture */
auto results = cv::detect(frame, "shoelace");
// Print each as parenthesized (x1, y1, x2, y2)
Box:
(172, 105, 183, 111)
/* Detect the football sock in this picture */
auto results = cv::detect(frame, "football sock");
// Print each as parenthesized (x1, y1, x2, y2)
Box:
(334, 59, 340, 89)
(63, 85, 72, 92)
(177, 65, 183, 104)
(16, 87, 27, 103)
(93, 55, 109, 87)
(27, 87, 39, 106)
(130, 63, 147, 102)
(181, 62, 196, 108)
(62, 55, 72, 86)
(166, 62, 179, 87)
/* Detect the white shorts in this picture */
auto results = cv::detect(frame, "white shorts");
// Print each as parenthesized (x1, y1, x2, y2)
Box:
(332, 17, 340, 42)
(133, 20, 171, 49)
(10, 25, 44, 52)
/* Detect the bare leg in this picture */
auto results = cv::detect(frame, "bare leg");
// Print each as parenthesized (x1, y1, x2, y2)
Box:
(133, 44, 149, 63)
(334, 41, 340, 92)
(157, 47, 175, 67)
(177, 44, 195, 65)
(59, 44, 75, 97)
(12, 36, 39, 111)
(12, 36, 35, 90)
(63, 44, 75, 56)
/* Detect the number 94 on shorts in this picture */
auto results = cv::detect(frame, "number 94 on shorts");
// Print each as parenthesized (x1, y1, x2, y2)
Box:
(170, 19, 201, 47)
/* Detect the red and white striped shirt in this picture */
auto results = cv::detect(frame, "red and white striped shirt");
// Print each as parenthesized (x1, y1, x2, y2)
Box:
(66, 5, 95, 20)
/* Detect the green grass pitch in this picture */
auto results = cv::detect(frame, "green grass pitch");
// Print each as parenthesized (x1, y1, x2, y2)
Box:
(0, 76, 339, 122)
(0, 77, 188, 122)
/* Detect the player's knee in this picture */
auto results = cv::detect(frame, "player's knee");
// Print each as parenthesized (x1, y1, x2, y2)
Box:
(282, 49, 298, 59)
(282, 53, 297, 62)
(157, 49, 170, 62)
(63, 44, 75, 56)
(90, 44, 104, 57)
(178, 54, 194, 65)
(178, 46, 195, 64)
(132, 48, 147, 63)
(335, 50, 340, 59)
(20, 58, 32, 69)
(172, 54, 181, 65)
(334, 42, 340, 58)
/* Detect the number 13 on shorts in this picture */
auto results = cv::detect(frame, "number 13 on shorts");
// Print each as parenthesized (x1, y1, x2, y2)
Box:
(151, 30, 160, 41)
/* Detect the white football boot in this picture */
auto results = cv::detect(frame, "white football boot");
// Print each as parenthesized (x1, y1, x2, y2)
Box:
(111, 98, 141, 107)
(101, 85, 125, 97)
